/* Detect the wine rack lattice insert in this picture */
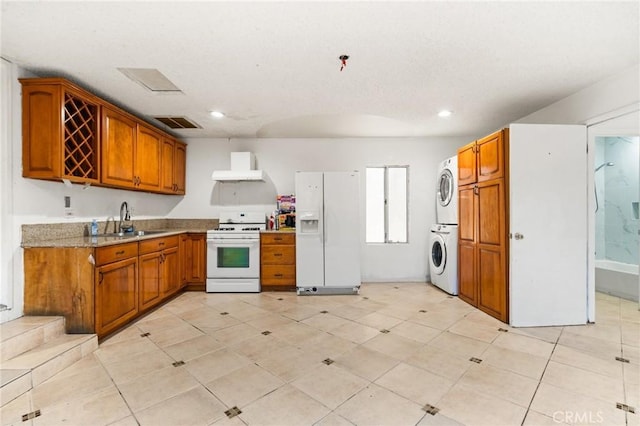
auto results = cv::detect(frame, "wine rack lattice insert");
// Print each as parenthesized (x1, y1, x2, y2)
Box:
(64, 94, 98, 179)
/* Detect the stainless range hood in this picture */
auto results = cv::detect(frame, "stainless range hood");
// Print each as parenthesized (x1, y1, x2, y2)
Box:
(212, 152, 265, 182)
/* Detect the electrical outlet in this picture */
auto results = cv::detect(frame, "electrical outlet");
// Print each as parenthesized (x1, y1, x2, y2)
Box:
(64, 196, 74, 217)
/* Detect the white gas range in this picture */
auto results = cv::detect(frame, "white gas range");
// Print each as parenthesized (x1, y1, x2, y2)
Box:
(206, 211, 266, 293)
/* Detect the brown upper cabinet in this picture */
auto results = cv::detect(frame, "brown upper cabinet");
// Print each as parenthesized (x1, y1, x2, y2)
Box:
(458, 129, 507, 186)
(21, 78, 102, 184)
(20, 78, 186, 195)
(161, 137, 186, 195)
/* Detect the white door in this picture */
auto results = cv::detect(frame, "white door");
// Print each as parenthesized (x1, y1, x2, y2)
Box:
(509, 124, 587, 326)
(295, 172, 325, 287)
(324, 172, 361, 288)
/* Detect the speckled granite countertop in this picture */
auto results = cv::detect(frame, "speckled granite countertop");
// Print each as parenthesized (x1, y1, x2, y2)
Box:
(22, 219, 218, 248)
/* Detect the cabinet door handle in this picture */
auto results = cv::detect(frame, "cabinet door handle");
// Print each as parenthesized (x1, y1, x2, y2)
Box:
(115, 250, 125, 255)
(274, 273, 283, 278)
(159, 242, 165, 247)
(98, 272, 103, 284)
(473, 185, 479, 195)
(274, 253, 283, 257)
(274, 237, 283, 241)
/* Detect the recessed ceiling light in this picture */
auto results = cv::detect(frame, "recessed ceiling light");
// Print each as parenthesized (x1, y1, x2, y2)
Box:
(438, 110, 453, 118)
(210, 111, 225, 119)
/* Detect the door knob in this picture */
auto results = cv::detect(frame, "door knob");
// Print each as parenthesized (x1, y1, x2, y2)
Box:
(514, 233, 524, 240)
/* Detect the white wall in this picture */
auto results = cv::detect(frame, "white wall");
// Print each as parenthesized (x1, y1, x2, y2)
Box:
(169, 137, 467, 282)
(517, 64, 639, 125)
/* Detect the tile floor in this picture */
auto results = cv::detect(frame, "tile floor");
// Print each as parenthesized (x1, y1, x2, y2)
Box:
(1, 283, 639, 426)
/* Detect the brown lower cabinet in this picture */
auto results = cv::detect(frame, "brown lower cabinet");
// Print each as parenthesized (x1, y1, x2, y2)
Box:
(24, 233, 200, 338)
(260, 232, 296, 291)
(95, 251, 138, 337)
(180, 233, 206, 290)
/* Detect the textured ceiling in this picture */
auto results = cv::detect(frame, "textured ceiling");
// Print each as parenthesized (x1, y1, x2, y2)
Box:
(1, 1, 638, 139)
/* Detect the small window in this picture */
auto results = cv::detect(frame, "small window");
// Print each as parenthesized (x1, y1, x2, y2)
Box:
(366, 166, 408, 243)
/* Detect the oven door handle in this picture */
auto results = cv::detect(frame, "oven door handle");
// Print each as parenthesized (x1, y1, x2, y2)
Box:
(208, 239, 259, 246)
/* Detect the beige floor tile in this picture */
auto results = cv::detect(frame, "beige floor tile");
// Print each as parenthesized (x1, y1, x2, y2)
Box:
(301, 313, 353, 332)
(256, 346, 325, 382)
(145, 323, 205, 348)
(32, 386, 130, 426)
(329, 321, 381, 344)
(239, 384, 330, 426)
(178, 307, 242, 331)
(417, 413, 465, 426)
(334, 383, 426, 426)
(117, 365, 200, 412)
(551, 344, 624, 380)
(99, 323, 143, 346)
(297, 333, 357, 360)
(162, 334, 223, 362)
(375, 362, 454, 406)
(530, 382, 626, 425)
(408, 309, 467, 331)
(509, 326, 563, 344)
(481, 345, 548, 380)
(428, 331, 488, 359)
(206, 323, 262, 347)
(492, 331, 555, 359)
(93, 336, 159, 365)
(102, 347, 175, 385)
(626, 381, 639, 407)
(522, 410, 566, 426)
(333, 345, 399, 381)
(291, 364, 368, 409)
(563, 322, 622, 344)
(280, 305, 323, 321)
(205, 363, 284, 408)
(447, 318, 502, 343)
(361, 332, 425, 360)
(405, 345, 472, 381)
(134, 311, 185, 330)
(389, 321, 441, 344)
(103, 415, 139, 426)
(0, 391, 33, 426)
(31, 359, 113, 410)
(355, 312, 404, 330)
(624, 362, 640, 385)
(622, 321, 640, 347)
(185, 348, 252, 384)
(457, 363, 539, 407)
(223, 302, 272, 322)
(624, 344, 640, 364)
(269, 321, 325, 346)
(245, 313, 296, 331)
(134, 386, 226, 426)
(314, 413, 356, 426)
(437, 382, 527, 426)
(542, 361, 625, 404)
(228, 334, 294, 362)
(557, 331, 622, 361)
(329, 304, 374, 321)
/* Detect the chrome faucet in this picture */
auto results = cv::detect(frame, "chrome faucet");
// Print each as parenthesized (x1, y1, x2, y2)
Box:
(119, 201, 132, 233)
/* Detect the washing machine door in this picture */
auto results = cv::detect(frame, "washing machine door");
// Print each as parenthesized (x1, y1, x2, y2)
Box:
(430, 234, 447, 275)
(437, 169, 454, 207)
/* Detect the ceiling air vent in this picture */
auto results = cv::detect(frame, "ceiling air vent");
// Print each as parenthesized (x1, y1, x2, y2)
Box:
(153, 116, 201, 129)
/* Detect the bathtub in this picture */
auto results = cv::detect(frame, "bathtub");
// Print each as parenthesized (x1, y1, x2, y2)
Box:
(595, 260, 639, 302)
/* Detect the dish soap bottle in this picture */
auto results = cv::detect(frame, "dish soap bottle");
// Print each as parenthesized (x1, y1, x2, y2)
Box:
(91, 219, 98, 236)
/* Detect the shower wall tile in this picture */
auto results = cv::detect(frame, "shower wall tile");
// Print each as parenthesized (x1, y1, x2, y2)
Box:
(602, 136, 639, 265)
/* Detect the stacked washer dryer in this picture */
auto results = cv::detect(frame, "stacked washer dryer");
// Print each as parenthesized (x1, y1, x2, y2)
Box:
(429, 155, 459, 295)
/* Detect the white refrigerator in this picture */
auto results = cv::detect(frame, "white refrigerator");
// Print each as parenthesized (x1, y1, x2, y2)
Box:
(295, 171, 361, 295)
